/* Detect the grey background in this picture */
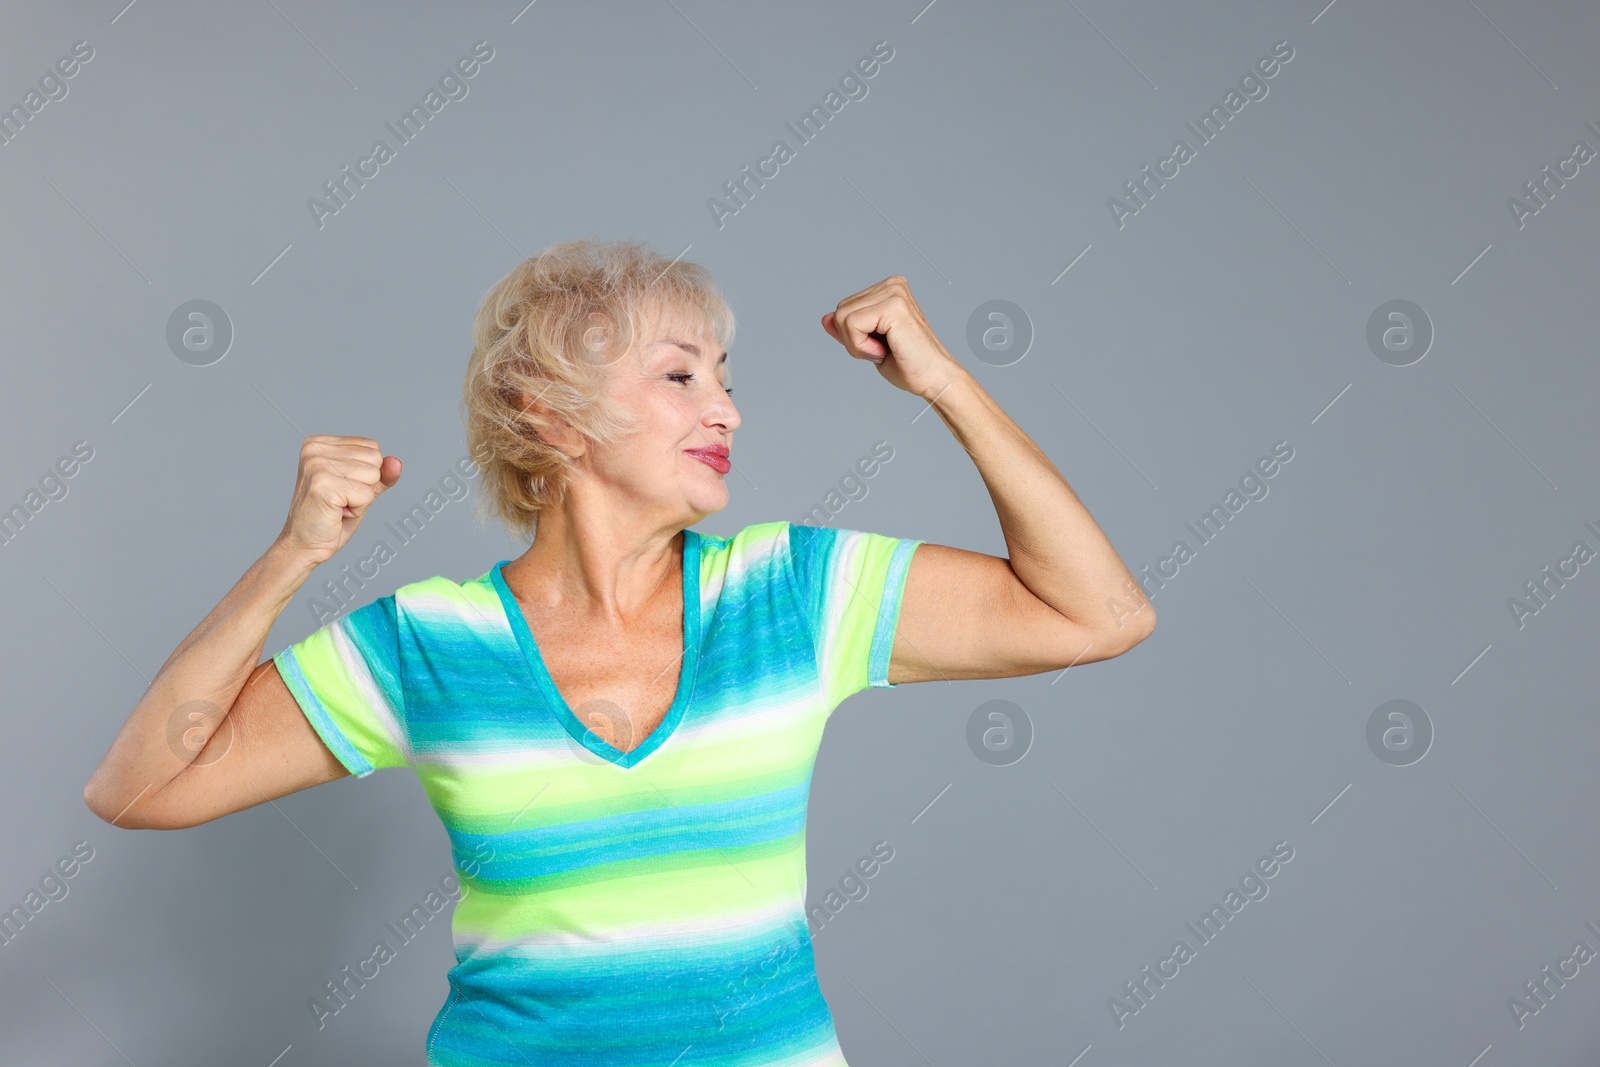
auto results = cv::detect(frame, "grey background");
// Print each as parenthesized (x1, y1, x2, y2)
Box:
(3, 0, 1598, 1063)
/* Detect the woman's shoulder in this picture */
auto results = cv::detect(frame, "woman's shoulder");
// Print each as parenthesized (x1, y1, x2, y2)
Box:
(700, 520, 908, 564)
(692, 520, 803, 566)
(695, 519, 790, 547)
(383, 562, 507, 615)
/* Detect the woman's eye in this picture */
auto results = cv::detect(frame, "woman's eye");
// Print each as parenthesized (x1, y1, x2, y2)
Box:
(666, 371, 733, 397)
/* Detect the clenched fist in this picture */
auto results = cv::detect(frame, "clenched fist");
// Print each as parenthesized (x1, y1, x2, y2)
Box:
(275, 435, 402, 566)
(820, 275, 966, 401)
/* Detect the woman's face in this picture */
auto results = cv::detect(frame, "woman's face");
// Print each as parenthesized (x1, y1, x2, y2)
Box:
(579, 308, 740, 527)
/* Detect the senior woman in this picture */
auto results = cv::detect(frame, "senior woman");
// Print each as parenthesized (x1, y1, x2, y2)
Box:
(84, 240, 1155, 1066)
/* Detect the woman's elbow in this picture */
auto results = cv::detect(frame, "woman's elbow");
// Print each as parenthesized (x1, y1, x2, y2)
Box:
(1103, 609, 1156, 658)
(83, 776, 133, 828)
(83, 775, 177, 831)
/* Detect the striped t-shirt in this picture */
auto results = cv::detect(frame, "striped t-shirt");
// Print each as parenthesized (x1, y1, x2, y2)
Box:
(272, 520, 923, 1066)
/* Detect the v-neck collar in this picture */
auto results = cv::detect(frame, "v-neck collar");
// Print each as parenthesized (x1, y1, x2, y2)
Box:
(488, 529, 702, 770)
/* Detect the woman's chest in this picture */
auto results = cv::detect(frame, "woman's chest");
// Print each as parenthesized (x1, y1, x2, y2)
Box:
(534, 615, 685, 755)
(401, 579, 823, 775)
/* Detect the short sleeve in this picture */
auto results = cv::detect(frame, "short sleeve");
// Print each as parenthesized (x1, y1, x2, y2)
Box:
(271, 594, 410, 777)
(785, 521, 923, 713)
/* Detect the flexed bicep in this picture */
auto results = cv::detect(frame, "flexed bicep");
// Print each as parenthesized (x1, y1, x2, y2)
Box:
(888, 542, 1154, 686)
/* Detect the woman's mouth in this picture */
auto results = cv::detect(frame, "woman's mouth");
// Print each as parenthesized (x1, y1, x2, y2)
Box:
(686, 445, 731, 475)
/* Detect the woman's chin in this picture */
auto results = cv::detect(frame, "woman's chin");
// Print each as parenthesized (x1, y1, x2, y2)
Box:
(685, 486, 730, 519)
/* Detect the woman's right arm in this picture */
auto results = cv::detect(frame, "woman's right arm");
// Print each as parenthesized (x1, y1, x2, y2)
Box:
(82, 435, 402, 831)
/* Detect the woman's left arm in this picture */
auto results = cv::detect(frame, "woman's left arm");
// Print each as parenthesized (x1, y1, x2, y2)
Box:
(821, 275, 1155, 685)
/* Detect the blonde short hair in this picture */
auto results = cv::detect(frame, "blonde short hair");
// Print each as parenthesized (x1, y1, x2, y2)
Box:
(462, 238, 736, 544)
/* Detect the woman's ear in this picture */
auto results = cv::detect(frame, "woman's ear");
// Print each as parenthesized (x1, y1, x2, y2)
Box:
(518, 391, 587, 460)
(542, 421, 587, 461)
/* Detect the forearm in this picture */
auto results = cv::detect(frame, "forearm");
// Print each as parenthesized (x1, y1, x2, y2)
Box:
(84, 541, 318, 821)
(920, 366, 1153, 636)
